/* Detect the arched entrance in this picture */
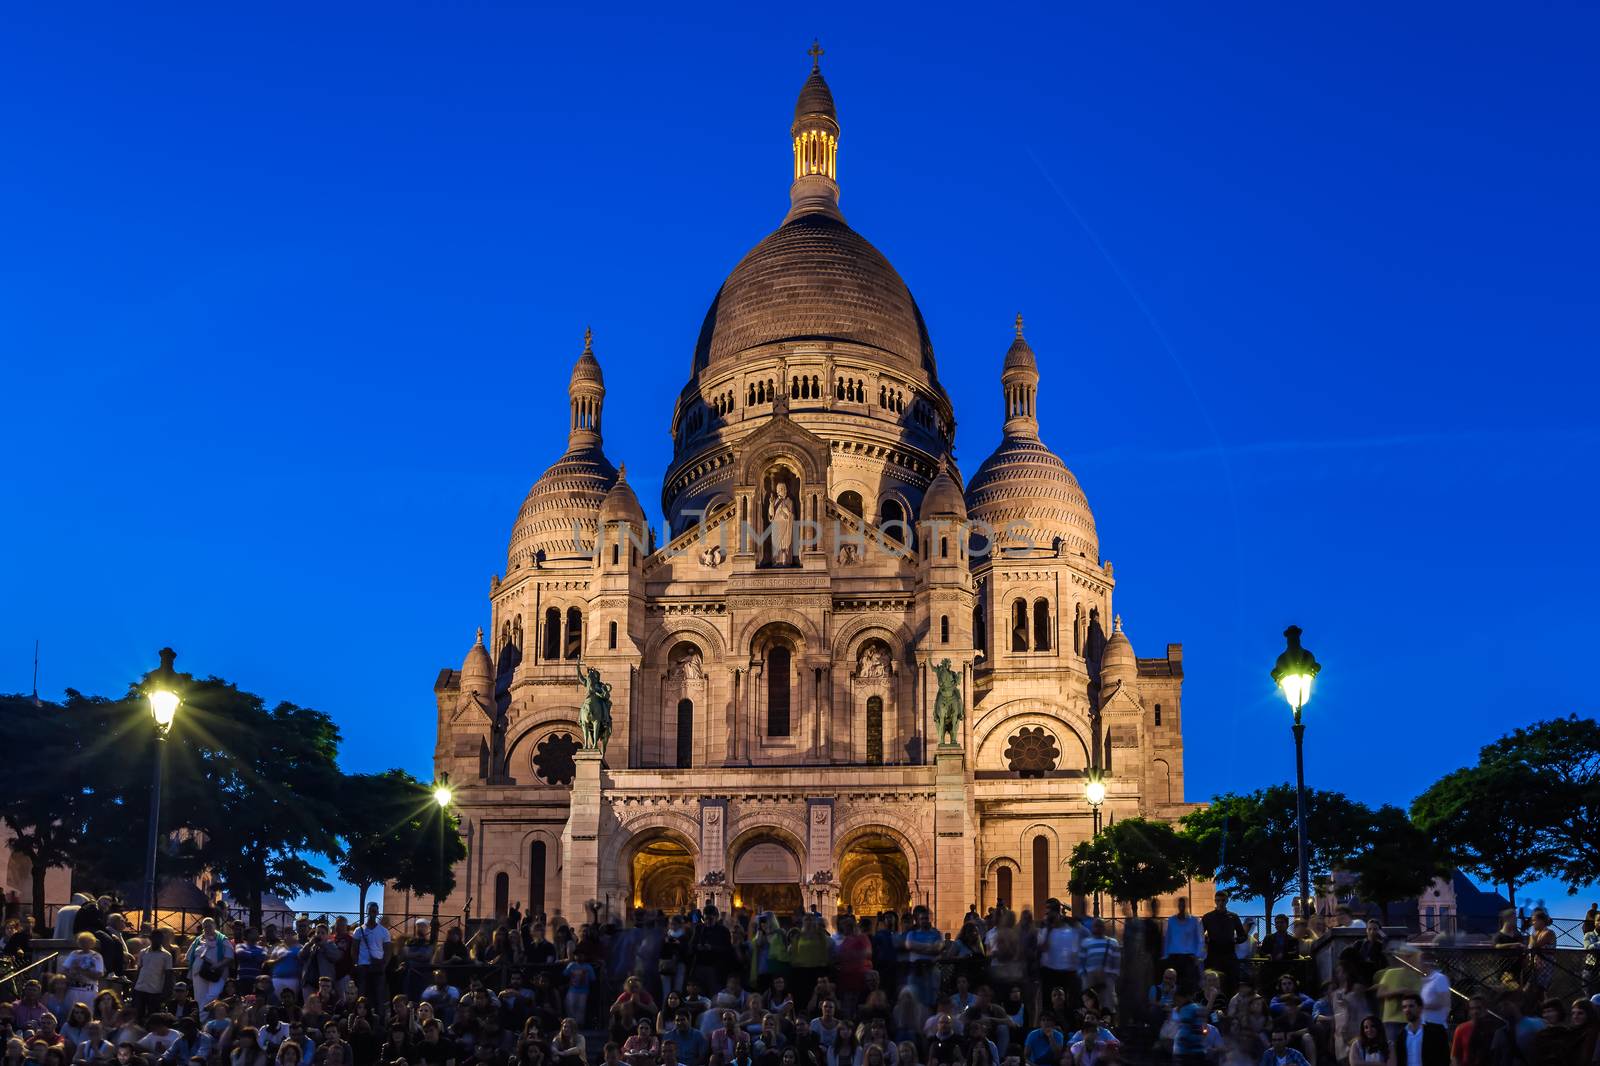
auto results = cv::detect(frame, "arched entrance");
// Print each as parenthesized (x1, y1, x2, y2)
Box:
(838, 832, 910, 916)
(630, 835, 696, 914)
(731, 838, 802, 916)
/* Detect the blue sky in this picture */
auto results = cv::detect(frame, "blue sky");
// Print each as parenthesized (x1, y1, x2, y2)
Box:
(4, 2, 1597, 915)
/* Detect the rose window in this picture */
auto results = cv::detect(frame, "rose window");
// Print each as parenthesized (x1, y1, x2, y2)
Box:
(1004, 727, 1059, 777)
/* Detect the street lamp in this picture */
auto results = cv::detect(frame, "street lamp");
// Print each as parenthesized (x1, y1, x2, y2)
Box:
(430, 774, 451, 941)
(142, 648, 181, 932)
(1271, 625, 1321, 922)
(1085, 769, 1106, 915)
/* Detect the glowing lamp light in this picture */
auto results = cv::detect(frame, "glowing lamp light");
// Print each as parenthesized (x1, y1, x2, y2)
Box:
(148, 647, 181, 733)
(1271, 625, 1321, 717)
(433, 785, 453, 808)
(1085, 777, 1107, 808)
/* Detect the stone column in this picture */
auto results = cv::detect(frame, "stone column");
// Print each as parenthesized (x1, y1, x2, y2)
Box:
(933, 744, 971, 933)
(560, 751, 604, 920)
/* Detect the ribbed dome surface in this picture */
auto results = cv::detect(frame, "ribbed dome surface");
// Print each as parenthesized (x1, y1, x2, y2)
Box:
(795, 68, 836, 121)
(507, 443, 618, 567)
(692, 213, 936, 374)
(965, 436, 1098, 559)
(1003, 335, 1037, 374)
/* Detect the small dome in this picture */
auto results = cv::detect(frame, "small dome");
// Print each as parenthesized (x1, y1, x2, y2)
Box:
(965, 436, 1097, 558)
(795, 67, 836, 123)
(599, 464, 647, 527)
(920, 464, 967, 520)
(1101, 615, 1137, 684)
(571, 327, 603, 387)
(461, 628, 492, 687)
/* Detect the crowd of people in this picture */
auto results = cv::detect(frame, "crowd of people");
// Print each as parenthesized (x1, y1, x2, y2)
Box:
(2, 891, 1598, 1066)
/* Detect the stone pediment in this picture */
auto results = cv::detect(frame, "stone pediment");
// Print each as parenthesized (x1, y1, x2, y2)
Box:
(731, 402, 830, 488)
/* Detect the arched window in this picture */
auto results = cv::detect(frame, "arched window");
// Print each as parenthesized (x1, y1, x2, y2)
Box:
(493, 872, 509, 919)
(543, 607, 561, 661)
(1154, 703, 1162, 726)
(940, 536, 949, 558)
(939, 615, 950, 643)
(1033, 599, 1052, 652)
(676, 698, 694, 769)
(973, 603, 986, 653)
(881, 499, 908, 545)
(865, 695, 883, 765)
(564, 608, 582, 660)
(1011, 599, 1029, 652)
(838, 490, 863, 518)
(529, 840, 547, 918)
(767, 645, 792, 737)
(608, 620, 618, 650)
(611, 542, 619, 566)
(1032, 835, 1050, 913)
(996, 866, 1013, 909)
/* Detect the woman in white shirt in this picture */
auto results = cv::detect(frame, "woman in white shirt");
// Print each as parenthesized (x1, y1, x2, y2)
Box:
(61, 935, 107, 1009)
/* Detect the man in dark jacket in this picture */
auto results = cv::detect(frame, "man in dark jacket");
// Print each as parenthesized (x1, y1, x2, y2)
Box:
(1393, 993, 1449, 1066)
(1202, 891, 1247, 990)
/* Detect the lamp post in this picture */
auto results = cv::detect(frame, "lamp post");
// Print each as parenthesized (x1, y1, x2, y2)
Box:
(1271, 625, 1321, 922)
(1084, 769, 1106, 916)
(431, 775, 452, 942)
(142, 648, 182, 932)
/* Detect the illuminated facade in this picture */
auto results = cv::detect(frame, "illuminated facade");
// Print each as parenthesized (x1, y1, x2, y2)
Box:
(388, 52, 1201, 930)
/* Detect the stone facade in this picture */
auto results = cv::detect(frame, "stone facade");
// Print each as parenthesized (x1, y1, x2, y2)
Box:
(386, 55, 1205, 933)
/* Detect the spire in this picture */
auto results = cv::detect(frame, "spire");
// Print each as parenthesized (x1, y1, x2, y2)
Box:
(787, 42, 842, 222)
(1000, 314, 1040, 438)
(568, 326, 606, 448)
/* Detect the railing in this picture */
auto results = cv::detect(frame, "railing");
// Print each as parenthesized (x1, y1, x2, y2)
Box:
(0, 951, 59, 999)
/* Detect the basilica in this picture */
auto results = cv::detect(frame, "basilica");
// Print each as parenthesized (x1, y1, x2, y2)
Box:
(389, 52, 1199, 932)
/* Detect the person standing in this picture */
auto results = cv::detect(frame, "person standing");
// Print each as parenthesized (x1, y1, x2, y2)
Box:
(1036, 900, 1083, 1013)
(185, 918, 234, 1011)
(352, 904, 392, 1020)
(1164, 898, 1203, 993)
(1417, 954, 1451, 1028)
(1202, 892, 1246, 992)
(1078, 920, 1121, 1015)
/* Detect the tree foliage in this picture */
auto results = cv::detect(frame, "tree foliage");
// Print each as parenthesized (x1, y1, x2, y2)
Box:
(339, 770, 465, 913)
(1411, 758, 1564, 906)
(1180, 784, 1365, 921)
(0, 695, 89, 930)
(1067, 817, 1194, 912)
(1340, 804, 1450, 919)
(1478, 714, 1600, 891)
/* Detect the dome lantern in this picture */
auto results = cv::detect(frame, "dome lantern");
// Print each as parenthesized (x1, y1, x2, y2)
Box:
(569, 326, 606, 448)
(1002, 313, 1041, 439)
(788, 41, 842, 222)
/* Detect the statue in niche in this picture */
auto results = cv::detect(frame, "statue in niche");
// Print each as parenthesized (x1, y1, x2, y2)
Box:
(837, 542, 859, 566)
(766, 480, 795, 566)
(698, 543, 725, 567)
(668, 649, 704, 682)
(932, 658, 964, 746)
(859, 644, 889, 678)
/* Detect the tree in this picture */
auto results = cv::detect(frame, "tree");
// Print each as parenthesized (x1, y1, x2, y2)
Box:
(1340, 804, 1450, 920)
(1181, 784, 1366, 922)
(1067, 818, 1194, 913)
(156, 672, 346, 929)
(339, 770, 462, 913)
(1411, 759, 1562, 906)
(389, 799, 466, 936)
(0, 695, 87, 931)
(1478, 714, 1600, 892)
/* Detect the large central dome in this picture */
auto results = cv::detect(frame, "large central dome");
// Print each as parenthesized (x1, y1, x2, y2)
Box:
(691, 212, 936, 375)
